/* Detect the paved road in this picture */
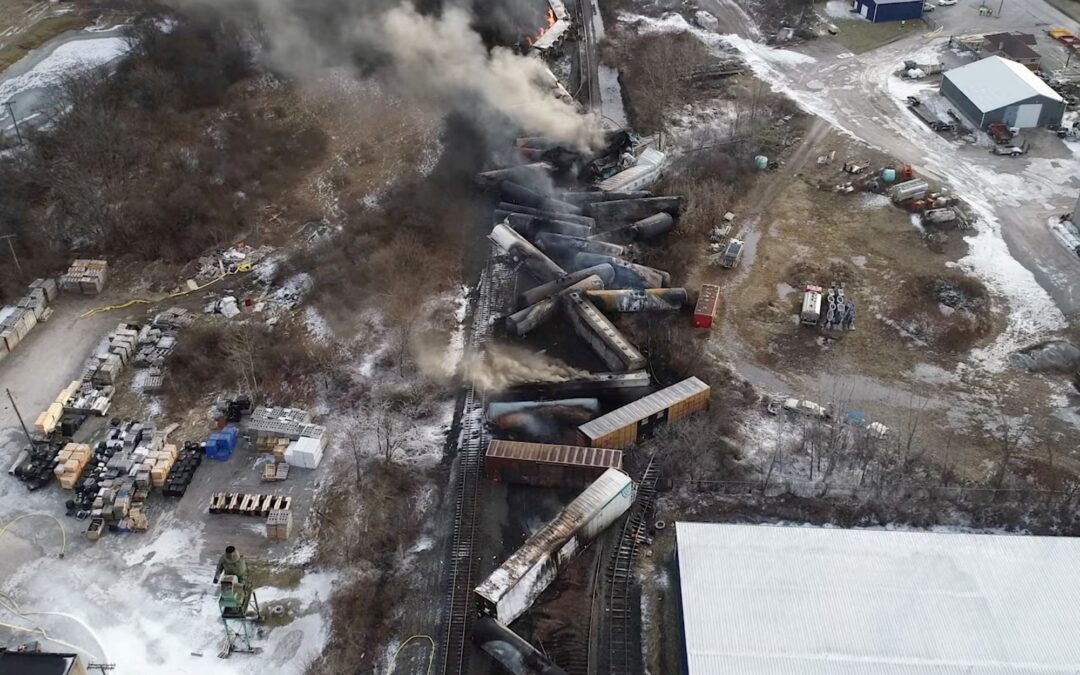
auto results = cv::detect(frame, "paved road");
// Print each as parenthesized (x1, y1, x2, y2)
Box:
(0, 25, 127, 137)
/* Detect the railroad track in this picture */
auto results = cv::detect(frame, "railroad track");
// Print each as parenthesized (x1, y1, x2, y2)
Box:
(605, 455, 660, 675)
(575, 0, 598, 110)
(440, 250, 514, 675)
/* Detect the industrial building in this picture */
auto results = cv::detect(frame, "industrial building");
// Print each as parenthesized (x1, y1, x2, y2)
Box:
(675, 523, 1080, 674)
(981, 32, 1041, 69)
(852, 0, 924, 23)
(941, 56, 1065, 129)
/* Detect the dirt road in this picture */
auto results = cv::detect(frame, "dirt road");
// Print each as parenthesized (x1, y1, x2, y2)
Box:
(0, 295, 131, 462)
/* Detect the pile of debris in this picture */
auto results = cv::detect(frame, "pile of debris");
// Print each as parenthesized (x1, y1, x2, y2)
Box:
(194, 244, 272, 281)
(133, 307, 192, 368)
(60, 259, 108, 295)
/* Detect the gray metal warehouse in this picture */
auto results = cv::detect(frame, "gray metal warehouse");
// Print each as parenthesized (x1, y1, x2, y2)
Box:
(940, 55, 1065, 130)
(675, 522, 1080, 674)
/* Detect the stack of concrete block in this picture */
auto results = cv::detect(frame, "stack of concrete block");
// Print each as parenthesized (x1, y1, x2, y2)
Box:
(61, 259, 108, 294)
(266, 509, 293, 541)
(247, 406, 312, 440)
(0, 305, 37, 353)
(284, 436, 324, 469)
(54, 443, 92, 489)
(29, 277, 59, 303)
(64, 380, 113, 416)
(17, 287, 48, 321)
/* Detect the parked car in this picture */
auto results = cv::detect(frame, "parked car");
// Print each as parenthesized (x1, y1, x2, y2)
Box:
(991, 139, 1028, 157)
(906, 95, 921, 107)
(937, 0, 956, 6)
(783, 398, 831, 420)
(923, 2, 936, 11)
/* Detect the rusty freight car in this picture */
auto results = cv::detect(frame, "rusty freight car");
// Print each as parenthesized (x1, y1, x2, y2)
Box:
(484, 440, 623, 488)
(576, 376, 710, 449)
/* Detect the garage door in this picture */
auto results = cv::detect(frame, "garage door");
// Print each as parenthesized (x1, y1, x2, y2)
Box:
(1013, 103, 1042, 128)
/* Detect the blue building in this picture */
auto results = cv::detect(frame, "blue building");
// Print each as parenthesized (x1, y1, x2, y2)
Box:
(854, 0, 924, 22)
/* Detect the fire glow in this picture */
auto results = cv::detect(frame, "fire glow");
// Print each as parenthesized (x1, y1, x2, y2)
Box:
(523, 8, 556, 49)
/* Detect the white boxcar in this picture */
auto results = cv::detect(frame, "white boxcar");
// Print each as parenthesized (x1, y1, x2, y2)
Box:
(475, 468, 634, 624)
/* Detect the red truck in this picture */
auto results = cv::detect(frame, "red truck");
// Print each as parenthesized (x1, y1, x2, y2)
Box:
(986, 123, 1013, 144)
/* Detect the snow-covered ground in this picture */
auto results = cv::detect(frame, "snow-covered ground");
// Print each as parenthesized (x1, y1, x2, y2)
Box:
(0, 511, 333, 674)
(0, 36, 128, 103)
(628, 11, 1077, 373)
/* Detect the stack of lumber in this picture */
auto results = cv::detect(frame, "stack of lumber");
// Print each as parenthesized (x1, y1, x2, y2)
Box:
(148, 443, 179, 487)
(61, 259, 109, 294)
(34, 400, 65, 435)
(256, 436, 291, 462)
(54, 443, 92, 489)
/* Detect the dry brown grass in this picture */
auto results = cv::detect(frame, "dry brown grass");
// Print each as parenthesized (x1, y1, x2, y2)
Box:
(163, 319, 337, 415)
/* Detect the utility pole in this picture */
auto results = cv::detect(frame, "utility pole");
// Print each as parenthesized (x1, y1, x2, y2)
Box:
(997, 0, 1004, 17)
(5, 389, 35, 451)
(4, 100, 22, 145)
(0, 234, 22, 277)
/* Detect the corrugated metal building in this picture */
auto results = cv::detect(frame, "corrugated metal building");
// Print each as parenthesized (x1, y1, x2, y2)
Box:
(981, 32, 1041, 69)
(484, 439, 623, 487)
(941, 56, 1065, 129)
(577, 376, 710, 449)
(853, 0, 923, 23)
(675, 522, 1080, 674)
(474, 468, 633, 624)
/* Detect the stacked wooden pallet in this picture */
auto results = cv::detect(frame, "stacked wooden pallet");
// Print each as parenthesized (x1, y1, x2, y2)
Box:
(261, 462, 290, 482)
(208, 492, 292, 517)
(53, 443, 92, 490)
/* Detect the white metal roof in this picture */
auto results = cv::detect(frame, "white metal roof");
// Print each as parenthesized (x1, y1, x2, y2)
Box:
(944, 56, 1063, 112)
(676, 522, 1080, 674)
(578, 376, 708, 440)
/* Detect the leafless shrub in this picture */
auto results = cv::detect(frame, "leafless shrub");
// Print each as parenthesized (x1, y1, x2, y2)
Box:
(163, 320, 336, 414)
(0, 9, 326, 278)
(605, 32, 712, 133)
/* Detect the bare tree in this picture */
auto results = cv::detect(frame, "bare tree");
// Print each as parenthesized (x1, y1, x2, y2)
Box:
(365, 405, 404, 463)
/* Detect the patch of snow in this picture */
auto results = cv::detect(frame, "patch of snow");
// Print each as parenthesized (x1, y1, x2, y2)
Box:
(280, 541, 318, 566)
(303, 306, 332, 342)
(859, 192, 891, 210)
(598, 64, 627, 127)
(851, 255, 867, 268)
(0, 38, 129, 103)
(824, 0, 861, 19)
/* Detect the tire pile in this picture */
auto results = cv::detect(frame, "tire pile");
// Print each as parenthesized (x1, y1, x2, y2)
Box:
(162, 442, 204, 497)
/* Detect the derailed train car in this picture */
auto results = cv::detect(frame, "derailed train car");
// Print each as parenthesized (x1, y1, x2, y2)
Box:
(484, 439, 623, 488)
(576, 376, 710, 449)
(474, 468, 634, 624)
